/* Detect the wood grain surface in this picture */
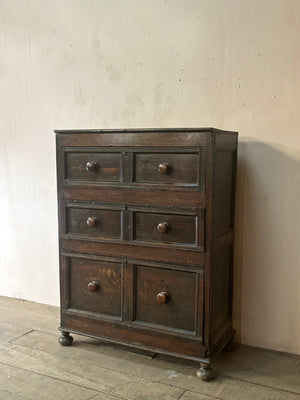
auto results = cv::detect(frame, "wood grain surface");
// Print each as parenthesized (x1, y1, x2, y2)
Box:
(1, 297, 299, 400)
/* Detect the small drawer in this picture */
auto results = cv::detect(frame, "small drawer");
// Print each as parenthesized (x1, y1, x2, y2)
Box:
(134, 152, 199, 186)
(133, 211, 197, 247)
(68, 257, 122, 318)
(65, 150, 121, 183)
(134, 265, 203, 335)
(66, 205, 122, 239)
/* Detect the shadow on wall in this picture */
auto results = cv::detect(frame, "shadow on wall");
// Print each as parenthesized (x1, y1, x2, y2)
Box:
(233, 140, 300, 353)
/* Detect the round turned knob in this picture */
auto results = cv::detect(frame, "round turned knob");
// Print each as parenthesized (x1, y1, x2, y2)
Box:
(158, 163, 169, 174)
(157, 222, 168, 233)
(157, 291, 169, 304)
(86, 217, 97, 227)
(88, 281, 99, 293)
(85, 161, 97, 172)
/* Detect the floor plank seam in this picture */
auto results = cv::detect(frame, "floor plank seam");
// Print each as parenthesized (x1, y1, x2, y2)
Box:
(0, 352, 223, 400)
(0, 361, 130, 400)
(5, 340, 299, 399)
(1, 321, 58, 334)
(8, 329, 35, 344)
(177, 389, 187, 400)
(186, 392, 225, 400)
(86, 393, 126, 400)
(177, 362, 300, 396)
(7, 340, 188, 392)
(154, 371, 300, 399)
(218, 373, 300, 396)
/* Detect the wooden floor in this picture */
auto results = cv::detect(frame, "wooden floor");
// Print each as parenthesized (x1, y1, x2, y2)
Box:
(0, 297, 299, 400)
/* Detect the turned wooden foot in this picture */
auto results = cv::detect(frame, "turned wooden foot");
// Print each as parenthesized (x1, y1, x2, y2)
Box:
(224, 337, 238, 351)
(58, 331, 73, 346)
(196, 362, 215, 381)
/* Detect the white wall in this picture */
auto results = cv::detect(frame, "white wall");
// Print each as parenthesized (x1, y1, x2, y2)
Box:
(0, 0, 299, 355)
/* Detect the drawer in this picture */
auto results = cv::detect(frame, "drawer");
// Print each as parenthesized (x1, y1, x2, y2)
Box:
(134, 265, 204, 335)
(59, 147, 205, 192)
(133, 210, 197, 247)
(65, 204, 122, 239)
(63, 203, 204, 250)
(64, 150, 121, 183)
(134, 152, 199, 186)
(68, 257, 122, 318)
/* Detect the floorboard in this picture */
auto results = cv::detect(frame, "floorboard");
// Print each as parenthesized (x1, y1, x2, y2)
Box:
(0, 296, 299, 400)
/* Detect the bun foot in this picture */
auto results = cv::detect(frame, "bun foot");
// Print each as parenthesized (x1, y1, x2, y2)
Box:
(58, 332, 73, 346)
(224, 338, 238, 352)
(196, 362, 215, 381)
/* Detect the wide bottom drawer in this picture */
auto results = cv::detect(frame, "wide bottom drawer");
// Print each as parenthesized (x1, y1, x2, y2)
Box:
(60, 253, 204, 340)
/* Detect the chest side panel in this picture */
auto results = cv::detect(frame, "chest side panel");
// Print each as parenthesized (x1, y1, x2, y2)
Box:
(211, 139, 238, 352)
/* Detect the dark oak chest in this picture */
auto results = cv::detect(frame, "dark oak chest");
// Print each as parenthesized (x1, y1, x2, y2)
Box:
(55, 128, 238, 380)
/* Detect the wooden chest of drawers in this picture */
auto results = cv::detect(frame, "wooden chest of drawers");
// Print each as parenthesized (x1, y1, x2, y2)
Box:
(55, 128, 238, 380)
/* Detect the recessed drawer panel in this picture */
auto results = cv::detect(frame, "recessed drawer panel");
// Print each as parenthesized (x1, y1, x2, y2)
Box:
(134, 211, 197, 247)
(135, 265, 202, 334)
(68, 257, 122, 318)
(65, 151, 121, 183)
(66, 206, 122, 239)
(134, 152, 198, 186)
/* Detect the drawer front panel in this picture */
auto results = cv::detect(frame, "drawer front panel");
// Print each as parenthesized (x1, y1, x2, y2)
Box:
(59, 146, 205, 192)
(65, 151, 121, 183)
(68, 257, 122, 318)
(134, 152, 198, 186)
(66, 206, 122, 239)
(134, 211, 196, 246)
(134, 265, 202, 335)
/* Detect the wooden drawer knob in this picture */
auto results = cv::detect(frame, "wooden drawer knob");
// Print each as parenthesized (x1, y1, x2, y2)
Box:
(85, 161, 97, 172)
(86, 217, 97, 227)
(88, 281, 99, 293)
(157, 222, 168, 233)
(158, 163, 169, 174)
(157, 291, 169, 304)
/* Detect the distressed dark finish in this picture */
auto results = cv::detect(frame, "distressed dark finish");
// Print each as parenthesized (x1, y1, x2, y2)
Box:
(60, 237, 208, 265)
(65, 151, 121, 183)
(197, 362, 215, 381)
(213, 151, 235, 237)
(56, 130, 208, 147)
(211, 247, 232, 345)
(135, 265, 199, 334)
(59, 146, 205, 191)
(58, 331, 73, 346)
(55, 127, 238, 381)
(134, 211, 197, 246)
(68, 257, 122, 319)
(60, 187, 206, 206)
(134, 152, 199, 185)
(66, 206, 122, 239)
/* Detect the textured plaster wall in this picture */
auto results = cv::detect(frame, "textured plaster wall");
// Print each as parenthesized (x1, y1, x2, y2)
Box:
(0, 0, 299, 354)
